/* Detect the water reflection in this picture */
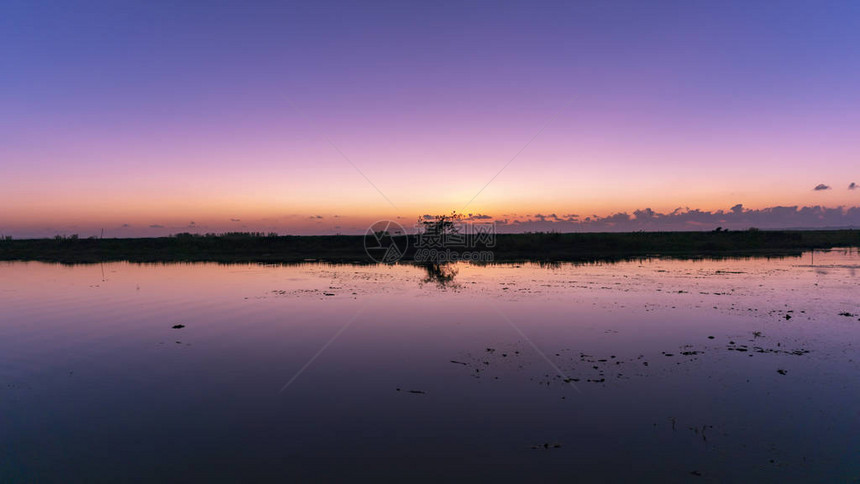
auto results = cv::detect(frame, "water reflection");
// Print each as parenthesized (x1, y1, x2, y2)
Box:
(0, 251, 858, 481)
(419, 263, 459, 288)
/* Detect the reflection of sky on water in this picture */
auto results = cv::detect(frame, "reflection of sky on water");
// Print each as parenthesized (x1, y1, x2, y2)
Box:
(1, 250, 858, 481)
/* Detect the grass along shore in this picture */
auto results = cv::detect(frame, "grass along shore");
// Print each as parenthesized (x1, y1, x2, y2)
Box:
(0, 230, 858, 264)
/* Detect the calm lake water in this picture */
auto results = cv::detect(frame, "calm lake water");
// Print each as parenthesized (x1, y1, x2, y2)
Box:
(2, 251, 859, 482)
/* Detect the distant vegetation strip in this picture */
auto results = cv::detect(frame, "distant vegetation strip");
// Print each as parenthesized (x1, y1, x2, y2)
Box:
(0, 230, 858, 264)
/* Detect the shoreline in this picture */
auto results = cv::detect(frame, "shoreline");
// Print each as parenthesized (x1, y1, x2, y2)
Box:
(1, 230, 858, 264)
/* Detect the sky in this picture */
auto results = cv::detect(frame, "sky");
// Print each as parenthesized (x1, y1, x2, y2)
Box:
(1, 0, 859, 237)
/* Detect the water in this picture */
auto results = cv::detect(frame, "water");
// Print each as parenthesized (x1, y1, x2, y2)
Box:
(1, 251, 859, 482)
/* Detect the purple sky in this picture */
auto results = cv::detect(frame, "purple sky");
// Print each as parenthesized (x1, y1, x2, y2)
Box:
(1, 1, 859, 237)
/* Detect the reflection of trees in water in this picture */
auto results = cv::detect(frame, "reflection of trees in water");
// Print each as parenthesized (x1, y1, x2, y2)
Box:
(420, 263, 459, 289)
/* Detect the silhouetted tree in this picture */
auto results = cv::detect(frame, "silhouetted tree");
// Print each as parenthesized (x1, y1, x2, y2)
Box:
(419, 211, 463, 236)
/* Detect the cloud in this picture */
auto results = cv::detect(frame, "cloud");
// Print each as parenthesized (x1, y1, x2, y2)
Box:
(121, 223, 130, 228)
(230, 218, 241, 222)
(488, 204, 860, 232)
(465, 213, 493, 220)
(850, 182, 857, 190)
(529, 213, 565, 223)
(814, 184, 831, 191)
(309, 215, 323, 219)
(149, 224, 164, 228)
(633, 208, 655, 219)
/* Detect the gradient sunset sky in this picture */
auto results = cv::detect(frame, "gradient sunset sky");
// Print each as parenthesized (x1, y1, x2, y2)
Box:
(2, 1, 859, 237)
